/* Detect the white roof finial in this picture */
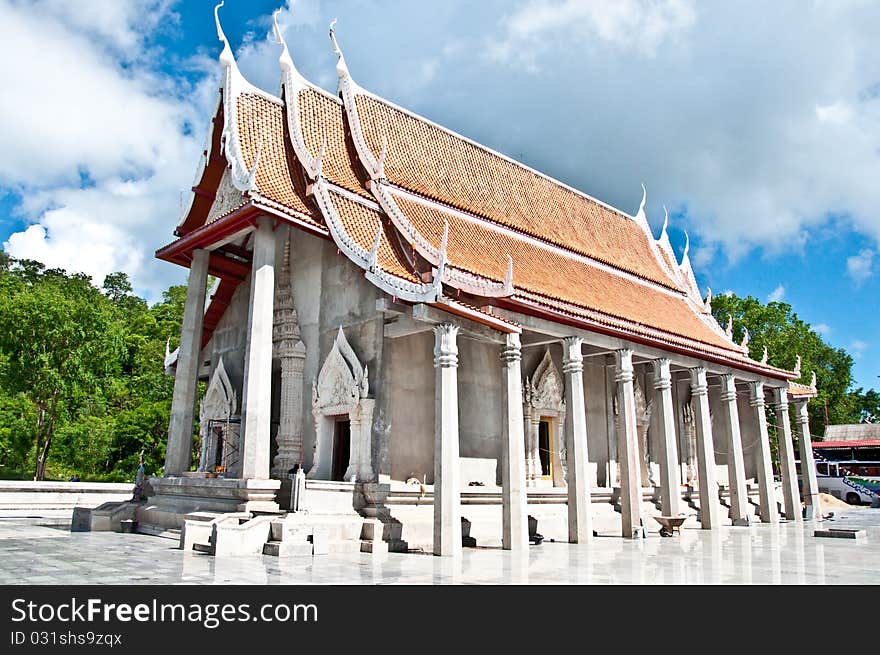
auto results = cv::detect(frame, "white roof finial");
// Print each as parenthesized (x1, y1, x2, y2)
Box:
(329, 18, 351, 81)
(246, 141, 262, 190)
(760, 345, 768, 365)
(661, 205, 669, 239)
(503, 254, 514, 294)
(704, 287, 712, 313)
(725, 315, 733, 340)
(432, 220, 449, 297)
(376, 135, 388, 179)
(740, 327, 750, 351)
(636, 183, 647, 222)
(681, 230, 690, 265)
(214, 2, 235, 67)
(794, 354, 802, 377)
(273, 8, 297, 75)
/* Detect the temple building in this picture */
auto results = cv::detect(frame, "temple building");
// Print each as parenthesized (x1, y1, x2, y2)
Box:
(145, 5, 822, 557)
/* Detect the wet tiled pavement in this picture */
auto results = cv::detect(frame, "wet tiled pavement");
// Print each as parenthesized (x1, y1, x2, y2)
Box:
(1, 510, 878, 584)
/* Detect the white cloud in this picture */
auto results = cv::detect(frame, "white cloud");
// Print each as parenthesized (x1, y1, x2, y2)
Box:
(476, 1, 880, 266)
(816, 101, 853, 125)
(487, 0, 697, 69)
(767, 284, 786, 302)
(813, 322, 832, 336)
(851, 339, 869, 359)
(847, 249, 875, 285)
(0, 0, 214, 300)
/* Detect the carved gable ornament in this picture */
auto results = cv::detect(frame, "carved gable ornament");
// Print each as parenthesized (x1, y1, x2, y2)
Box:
(313, 327, 369, 416)
(201, 356, 237, 420)
(527, 349, 564, 412)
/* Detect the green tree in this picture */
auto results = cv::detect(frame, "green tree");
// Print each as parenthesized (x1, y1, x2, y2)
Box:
(711, 293, 856, 437)
(0, 262, 126, 479)
(847, 388, 880, 424)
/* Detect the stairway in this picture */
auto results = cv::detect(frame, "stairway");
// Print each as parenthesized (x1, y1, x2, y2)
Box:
(262, 513, 369, 557)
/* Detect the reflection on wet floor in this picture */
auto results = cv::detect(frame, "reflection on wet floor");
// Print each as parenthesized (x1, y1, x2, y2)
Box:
(0, 510, 878, 585)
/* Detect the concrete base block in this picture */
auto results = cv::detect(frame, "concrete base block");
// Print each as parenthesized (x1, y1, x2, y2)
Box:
(70, 501, 138, 532)
(264, 542, 313, 557)
(310, 529, 329, 555)
(814, 528, 867, 540)
(141, 477, 281, 530)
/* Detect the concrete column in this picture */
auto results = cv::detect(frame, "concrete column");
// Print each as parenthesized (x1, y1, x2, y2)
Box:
(652, 359, 681, 517)
(689, 367, 721, 529)
(563, 337, 593, 542)
(615, 348, 642, 538)
(272, 351, 306, 476)
(240, 216, 276, 480)
(527, 416, 540, 486)
(164, 248, 209, 476)
(500, 333, 529, 551)
(793, 399, 821, 520)
(719, 374, 751, 526)
(749, 381, 779, 523)
(773, 387, 803, 522)
(433, 323, 461, 557)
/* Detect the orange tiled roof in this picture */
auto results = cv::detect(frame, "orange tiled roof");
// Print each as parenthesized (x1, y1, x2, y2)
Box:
(170, 57, 794, 374)
(352, 94, 677, 290)
(326, 189, 421, 283)
(391, 192, 738, 353)
(297, 88, 371, 199)
(236, 93, 319, 225)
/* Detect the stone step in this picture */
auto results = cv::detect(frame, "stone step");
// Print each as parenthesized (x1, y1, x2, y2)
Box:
(192, 542, 213, 554)
(263, 540, 313, 557)
(135, 523, 180, 541)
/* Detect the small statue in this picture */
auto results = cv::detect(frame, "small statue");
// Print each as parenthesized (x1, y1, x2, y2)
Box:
(132, 450, 146, 502)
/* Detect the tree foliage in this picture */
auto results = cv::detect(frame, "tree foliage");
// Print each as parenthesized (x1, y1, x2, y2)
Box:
(0, 253, 185, 480)
(0, 251, 874, 480)
(711, 293, 864, 437)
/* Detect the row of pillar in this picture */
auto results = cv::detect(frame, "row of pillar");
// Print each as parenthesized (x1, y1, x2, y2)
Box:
(163, 218, 822, 558)
(432, 326, 821, 557)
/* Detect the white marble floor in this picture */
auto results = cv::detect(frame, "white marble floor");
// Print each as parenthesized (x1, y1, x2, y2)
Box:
(0, 510, 878, 585)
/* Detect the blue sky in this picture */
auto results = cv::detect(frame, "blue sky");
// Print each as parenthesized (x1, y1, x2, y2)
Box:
(0, 0, 878, 391)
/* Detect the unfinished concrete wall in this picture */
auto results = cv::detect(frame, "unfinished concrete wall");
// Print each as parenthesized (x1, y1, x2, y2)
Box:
(293, 228, 385, 480)
(738, 389, 760, 482)
(385, 331, 434, 483)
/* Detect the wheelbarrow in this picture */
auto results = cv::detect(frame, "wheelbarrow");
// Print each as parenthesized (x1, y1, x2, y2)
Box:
(653, 515, 686, 537)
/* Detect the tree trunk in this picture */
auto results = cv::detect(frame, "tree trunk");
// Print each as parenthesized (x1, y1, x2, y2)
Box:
(33, 393, 59, 482)
(32, 403, 46, 481)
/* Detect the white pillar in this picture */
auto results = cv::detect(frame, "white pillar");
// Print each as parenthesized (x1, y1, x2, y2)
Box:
(563, 337, 593, 542)
(652, 359, 681, 517)
(773, 387, 803, 522)
(793, 399, 821, 520)
(749, 381, 779, 523)
(240, 216, 276, 480)
(615, 348, 642, 538)
(500, 333, 529, 551)
(165, 248, 209, 476)
(689, 367, 721, 529)
(527, 416, 541, 486)
(719, 374, 751, 526)
(433, 323, 461, 557)
(272, 352, 306, 476)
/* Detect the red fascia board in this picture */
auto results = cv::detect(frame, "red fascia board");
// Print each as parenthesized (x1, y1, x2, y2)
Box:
(155, 204, 262, 265)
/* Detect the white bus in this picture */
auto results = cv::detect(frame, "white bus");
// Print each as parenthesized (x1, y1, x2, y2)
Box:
(797, 459, 880, 505)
